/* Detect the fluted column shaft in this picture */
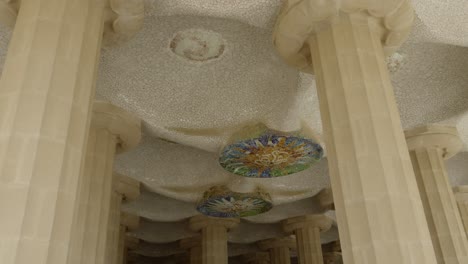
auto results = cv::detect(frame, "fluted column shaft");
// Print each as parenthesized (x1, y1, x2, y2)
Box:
(104, 192, 123, 264)
(269, 247, 291, 264)
(259, 238, 295, 264)
(106, 188, 140, 264)
(454, 186, 468, 235)
(296, 228, 322, 264)
(284, 215, 332, 264)
(67, 102, 140, 264)
(307, 13, 436, 264)
(76, 127, 117, 264)
(406, 126, 468, 264)
(0, 1, 106, 263)
(116, 225, 126, 264)
(112, 177, 140, 264)
(202, 225, 228, 264)
(189, 216, 239, 264)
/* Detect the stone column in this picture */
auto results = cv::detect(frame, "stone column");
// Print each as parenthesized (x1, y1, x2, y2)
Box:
(69, 102, 140, 264)
(273, 1, 438, 263)
(454, 186, 468, 234)
(0, 1, 143, 263)
(116, 226, 127, 264)
(189, 215, 240, 264)
(107, 175, 141, 264)
(406, 125, 468, 263)
(180, 237, 203, 264)
(258, 238, 296, 264)
(243, 252, 270, 264)
(283, 215, 332, 264)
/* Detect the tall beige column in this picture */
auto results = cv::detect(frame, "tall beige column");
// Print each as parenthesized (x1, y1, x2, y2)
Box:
(406, 125, 468, 263)
(273, 1, 438, 263)
(69, 102, 140, 264)
(116, 225, 127, 264)
(180, 237, 203, 264)
(258, 238, 295, 264)
(0, 1, 143, 263)
(283, 215, 332, 264)
(454, 186, 468, 234)
(243, 252, 270, 264)
(108, 175, 141, 264)
(189, 215, 240, 264)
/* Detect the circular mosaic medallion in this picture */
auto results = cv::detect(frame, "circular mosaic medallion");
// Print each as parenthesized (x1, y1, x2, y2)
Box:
(197, 186, 273, 218)
(170, 29, 226, 62)
(219, 134, 323, 178)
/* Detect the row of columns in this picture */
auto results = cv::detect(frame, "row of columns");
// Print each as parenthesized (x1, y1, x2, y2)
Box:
(179, 124, 468, 264)
(1, 1, 468, 264)
(180, 214, 337, 264)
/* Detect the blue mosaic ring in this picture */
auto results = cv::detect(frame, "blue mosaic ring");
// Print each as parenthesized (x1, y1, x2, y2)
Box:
(197, 186, 273, 218)
(219, 134, 323, 178)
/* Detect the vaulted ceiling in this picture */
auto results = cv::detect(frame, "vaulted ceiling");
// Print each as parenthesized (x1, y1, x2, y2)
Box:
(1, 0, 467, 261)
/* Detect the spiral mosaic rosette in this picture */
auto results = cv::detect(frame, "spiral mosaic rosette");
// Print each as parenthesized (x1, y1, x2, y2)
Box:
(219, 134, 323, 178)
(197, 186, 273, 218)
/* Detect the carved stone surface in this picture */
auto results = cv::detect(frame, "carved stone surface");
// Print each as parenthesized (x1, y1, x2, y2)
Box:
(406, 125, 468, 264)
(273, 0, 414, 73)
(104, 0, 145, 45)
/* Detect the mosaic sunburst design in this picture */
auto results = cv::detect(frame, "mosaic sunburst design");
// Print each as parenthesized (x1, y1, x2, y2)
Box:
(219, 134, 323, 178)
(197, 186, 272, 218)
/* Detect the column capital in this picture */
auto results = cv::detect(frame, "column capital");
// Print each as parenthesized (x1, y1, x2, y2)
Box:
(103, 0, 145, 45)
(316, 188, 334, 211)
(405, 125, 463, 159)
(283, 214, 333, 234)
(120, 212, 139, 231)
(242, 252, 270, 263)
(114, 173, 140, 201)
(179, 236, 202, 250)
(273, 0, 414, 73)
(258, 237, 296, 251)
(92, 101, 141, 153)
(188, 215, 240, 232)
(0, 0, 144, 45)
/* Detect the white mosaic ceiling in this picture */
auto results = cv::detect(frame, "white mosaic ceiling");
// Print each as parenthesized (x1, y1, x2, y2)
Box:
(1, 0, 468, 258)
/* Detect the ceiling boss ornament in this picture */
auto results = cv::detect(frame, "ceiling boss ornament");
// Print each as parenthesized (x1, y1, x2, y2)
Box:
(197, 185, 273, 218)
(219, 124, 323, 178)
